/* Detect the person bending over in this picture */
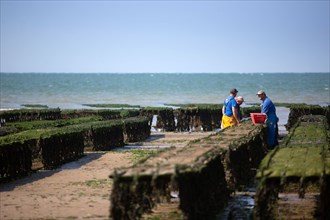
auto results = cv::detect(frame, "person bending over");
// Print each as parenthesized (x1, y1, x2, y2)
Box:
(221, 88, 244, 129)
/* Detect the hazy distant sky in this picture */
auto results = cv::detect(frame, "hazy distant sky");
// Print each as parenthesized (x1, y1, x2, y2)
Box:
(1, 0, 329, 73)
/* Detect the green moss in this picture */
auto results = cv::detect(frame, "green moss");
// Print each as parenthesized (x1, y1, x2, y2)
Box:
(5, 116, 102, 131)
(257, 115, 329, 185)
(164, 103, 223, 108)
(260, 147, 325, 179)
(142, 210, 183, 220)
(0, 129, 49, 144)
(82, 103, 140, 108)
(21, 104, 49, 108)
(288, 123, 328, 143)
(130, 149, 162, 164)
(0, 108, 61, 123)
(68, 179, 111, 188)
(0, 119, 124, 145)
(274, 103, 312, 107)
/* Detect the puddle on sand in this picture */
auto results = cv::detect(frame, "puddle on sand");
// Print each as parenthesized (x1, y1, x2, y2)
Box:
(217, 188, 255, 220)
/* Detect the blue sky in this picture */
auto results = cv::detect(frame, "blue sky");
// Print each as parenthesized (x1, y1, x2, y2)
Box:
(1, 0, 329, 73)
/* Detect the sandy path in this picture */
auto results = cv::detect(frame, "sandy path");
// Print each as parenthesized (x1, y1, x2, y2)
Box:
(1, 151, 133, 220)
(0, 132, 212, 220)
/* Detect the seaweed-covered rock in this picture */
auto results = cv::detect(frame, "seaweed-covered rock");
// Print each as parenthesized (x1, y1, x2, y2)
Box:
(110, 121, 267, 220)
(255, 115, 330, 219)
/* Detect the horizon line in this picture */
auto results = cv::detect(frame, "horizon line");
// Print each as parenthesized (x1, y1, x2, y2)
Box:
(1, 72, 329, 74)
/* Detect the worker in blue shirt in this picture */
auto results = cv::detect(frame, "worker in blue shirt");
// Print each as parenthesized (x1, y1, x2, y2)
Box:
(256, 90, 278, 149)
(221, 88, 242, 129)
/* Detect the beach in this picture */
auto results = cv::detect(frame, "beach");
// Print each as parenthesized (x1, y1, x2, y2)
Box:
(0, 132, 213, 220)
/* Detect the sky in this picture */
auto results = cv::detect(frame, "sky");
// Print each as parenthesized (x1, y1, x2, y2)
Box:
(0, 0, 329, 73)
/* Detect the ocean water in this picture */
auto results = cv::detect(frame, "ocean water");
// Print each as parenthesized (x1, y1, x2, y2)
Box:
(0, 73, 329, 110)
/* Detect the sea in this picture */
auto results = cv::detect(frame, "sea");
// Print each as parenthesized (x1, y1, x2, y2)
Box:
(0, 72, 329, 110)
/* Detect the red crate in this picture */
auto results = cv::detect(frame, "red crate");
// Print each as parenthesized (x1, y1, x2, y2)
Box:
(250, 113, 267, 125)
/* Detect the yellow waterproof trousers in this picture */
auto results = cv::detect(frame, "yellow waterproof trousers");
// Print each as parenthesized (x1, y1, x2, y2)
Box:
(221, 115, 237, 129)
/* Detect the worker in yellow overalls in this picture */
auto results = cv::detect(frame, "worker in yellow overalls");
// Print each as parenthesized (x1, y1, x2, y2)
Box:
(221, 88, 244, 129)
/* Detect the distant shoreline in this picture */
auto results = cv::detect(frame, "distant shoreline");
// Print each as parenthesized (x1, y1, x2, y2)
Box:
(1, 72, 330, 75)
(1, 102, 328, 112)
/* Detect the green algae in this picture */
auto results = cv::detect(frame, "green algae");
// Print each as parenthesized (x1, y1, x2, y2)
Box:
(82, 103, 141, 108)
(5, 116, 102, 131)
(21, 104, 49, 108)
(258, 145, 326, 179)
(255, 115, 330, 219)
